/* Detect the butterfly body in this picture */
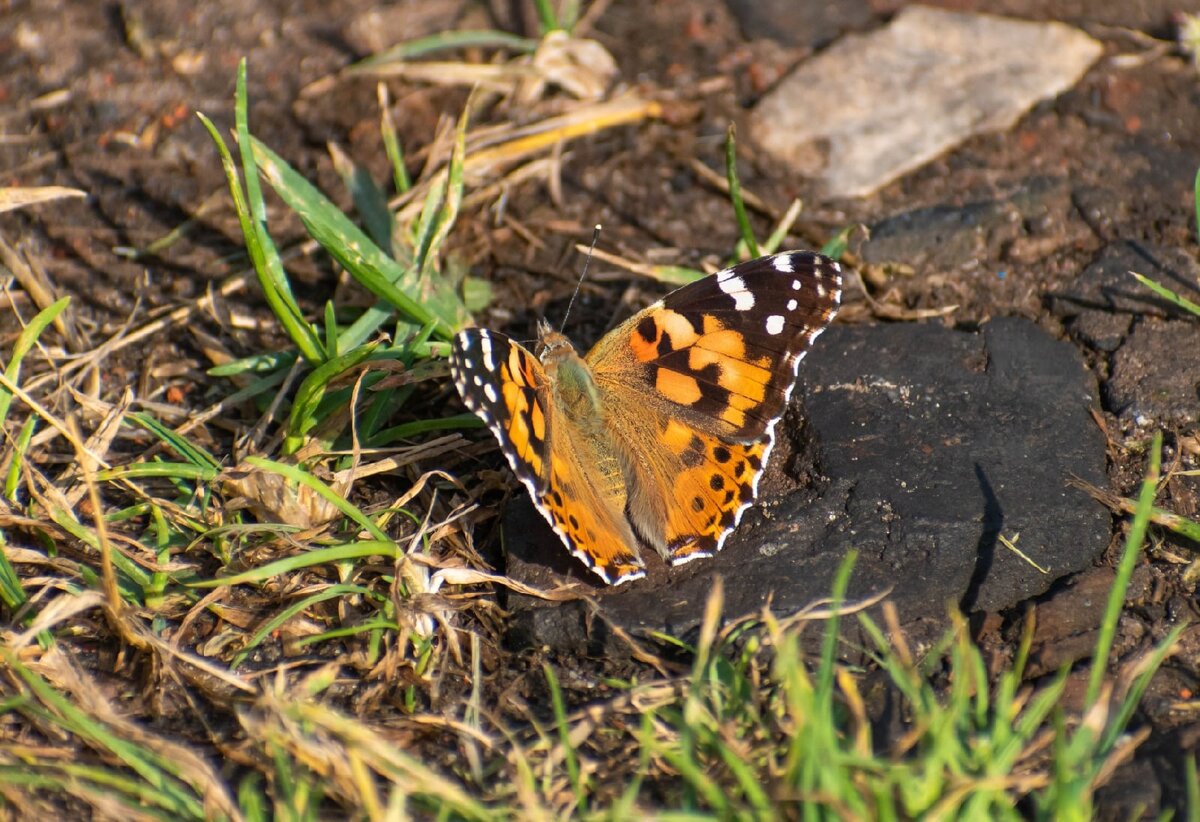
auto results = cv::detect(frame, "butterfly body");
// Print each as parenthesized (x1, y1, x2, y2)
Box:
(450, 251, 843, 585)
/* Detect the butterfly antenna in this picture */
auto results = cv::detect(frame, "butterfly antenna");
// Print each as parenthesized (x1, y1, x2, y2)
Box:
(559, 224, 602, 333)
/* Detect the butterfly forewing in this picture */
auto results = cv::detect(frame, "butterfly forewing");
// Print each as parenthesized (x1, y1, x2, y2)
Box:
(449, 329, 552, 495)
(590, 251, 843, 441)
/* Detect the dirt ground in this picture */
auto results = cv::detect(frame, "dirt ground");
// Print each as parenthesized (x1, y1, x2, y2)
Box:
(2, 0, 1200, 814)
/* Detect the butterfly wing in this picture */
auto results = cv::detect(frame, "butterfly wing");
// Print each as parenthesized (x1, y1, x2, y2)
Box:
(449, 329, 646, 584)
(449, 329, 552, 493)
(587, 251, 843, 563)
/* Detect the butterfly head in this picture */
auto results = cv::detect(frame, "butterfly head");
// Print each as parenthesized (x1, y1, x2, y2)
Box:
(536, 318, 578, 364)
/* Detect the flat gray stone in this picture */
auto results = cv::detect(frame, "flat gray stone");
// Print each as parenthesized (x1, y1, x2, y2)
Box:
(750, 7, 1102, 198)
(505, 319, 1110, 652)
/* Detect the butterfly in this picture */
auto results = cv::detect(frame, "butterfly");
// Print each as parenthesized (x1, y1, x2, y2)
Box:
(448, 251, 843, 585)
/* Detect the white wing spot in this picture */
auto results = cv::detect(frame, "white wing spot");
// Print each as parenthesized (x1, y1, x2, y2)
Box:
(716, 266, 736, 282)
(765, 315, 785, 335)
(831, 261, 842, 272)
(792, 279, 802, 290)
(483, 383, 498, 403)
(472, 374, 484, 387)
(816, 283, 827, 298)
(787, 299, 798, 311)
(461, 358, 473, 370)
(480, 334, 496, 370)
(719, 275, 754, 310)
(773, 254, 794, 273)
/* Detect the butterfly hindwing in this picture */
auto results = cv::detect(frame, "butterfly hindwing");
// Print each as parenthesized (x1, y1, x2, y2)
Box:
(618, 415, 771, 565)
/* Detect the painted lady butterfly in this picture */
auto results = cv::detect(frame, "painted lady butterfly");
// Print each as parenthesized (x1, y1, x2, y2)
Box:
(449, 251, 843, 585)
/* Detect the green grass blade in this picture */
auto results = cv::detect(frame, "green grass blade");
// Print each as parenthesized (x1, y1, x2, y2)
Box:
(233, 62, 326, 362)
(1100, 622, 1185, 753)
(331, 146, 395, 256)
(241, 457, 392, 544)
(282, 343, 379, 453)
(96, 462, 220, 483)
(378, 85, 411, 194)
(251, 135, 462, 339)
(1186, 754, 1198, 822)
(1194, 163, 1200, 245)
(1129, 271, 1200, 319)
(292, 617, 401, 649)
(415, 102, 467, 278)
(725, 124, 759, 259)
(4, 415, 36, 501)
(543, 663, 586, 809)
(1088, 431, 1160, 704)
(232, 583, 377, 668)
(125, 411, 221, 472)
(196, 102, 324, 365)
(192, 540, 400, 588)
(3, 650, 207, 817)
(208, 350, 297, 377)
(821, 225, 854, 261)
(532, 0, 562, 33)
(0, 529, 31, 616)
(366, 412, 482, 447)
(0, 296, 69, 426)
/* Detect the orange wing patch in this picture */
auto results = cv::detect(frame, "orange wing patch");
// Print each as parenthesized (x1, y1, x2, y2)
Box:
(496, 344, 547, 481)
(622, 416, 768, 566)
(538, 453, 645, 584)
(621, 309, 781, 436)
(660, 428, 767, 564)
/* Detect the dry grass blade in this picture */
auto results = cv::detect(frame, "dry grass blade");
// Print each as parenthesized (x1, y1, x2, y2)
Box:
(395, 94, 663, 222)
(2, 645, 242, 820)
(0, 371, 110, 467)
(429, 566, 582, 600)
(851, 266, 958, 320)
(22, 270, 254, 393)
(242, 692, 493, 820)
(0, 185, 86, 213)
(0, 239, 53, 315)
(1070, 474, 1200, 541)
(71, 416, 149, 652)
(351, 60, 540, 91)
(517, 31, 618, 102)
(572, 245, 661, 280)
(6, 589, 106, 649)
